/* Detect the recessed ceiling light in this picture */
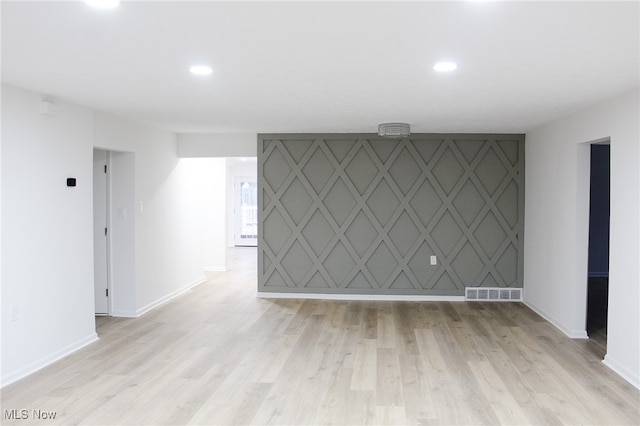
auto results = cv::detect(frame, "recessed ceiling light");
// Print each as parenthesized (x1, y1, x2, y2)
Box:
(84, 0, 120, 8)
(190, 65, 213, 76)
(433, 62, 458, 72)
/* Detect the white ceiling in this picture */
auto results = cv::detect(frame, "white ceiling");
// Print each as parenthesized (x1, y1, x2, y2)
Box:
(2, 1, 638, 134)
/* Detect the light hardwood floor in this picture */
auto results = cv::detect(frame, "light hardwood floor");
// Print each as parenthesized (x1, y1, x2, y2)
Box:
(2, 247, 638, 425)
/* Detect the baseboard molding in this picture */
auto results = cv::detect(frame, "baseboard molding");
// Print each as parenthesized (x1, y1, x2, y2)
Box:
(1, 332, 98, 389)
(603, 355, 640, 390)
(523, 300, 589, 339)
(135, 277, 206, 317)
(257, 292, 465, 302)
(205, 266, 229, 272)
(110, 309, 138, 318)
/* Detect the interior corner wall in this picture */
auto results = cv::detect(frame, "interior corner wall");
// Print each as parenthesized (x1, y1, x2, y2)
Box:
(1, 83, 223, 386)
(258, 134, 525, 296)
(93, 113, 218, 315)
(1, 84, 97, 386)
(524, 89, 640, 388)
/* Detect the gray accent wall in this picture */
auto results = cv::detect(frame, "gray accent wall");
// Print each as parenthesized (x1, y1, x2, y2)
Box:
(258, 134, 525, 296)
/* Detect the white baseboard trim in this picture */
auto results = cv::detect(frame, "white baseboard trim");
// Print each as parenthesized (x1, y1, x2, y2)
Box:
(1, 332, 98, 389)
(523, 300, 588, 339)
(205, 266, 229, 272)
(135, 277, 207, 317)
(110, 309, 138, 318)
(257, 292, 465, 302)
(603, 355, 640, 390)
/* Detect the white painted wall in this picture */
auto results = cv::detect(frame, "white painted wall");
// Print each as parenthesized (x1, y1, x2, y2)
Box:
(1, 85, 97, 386)
(524, 89, 640, 388)
(178, 135, 256, 255)
(108, 151, 136, 316)
(195, 158, 228, 272)
(1, 85, 228, 386)
(177, 133, 257, 158)
(93, 113, 227, 315)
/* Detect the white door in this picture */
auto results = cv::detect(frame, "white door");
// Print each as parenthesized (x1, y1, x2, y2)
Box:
(234, 177, 258, 246)
(93, 149, 109, 315)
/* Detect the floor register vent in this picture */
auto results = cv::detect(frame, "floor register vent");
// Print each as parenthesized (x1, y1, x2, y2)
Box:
(465, 287, 522, 302)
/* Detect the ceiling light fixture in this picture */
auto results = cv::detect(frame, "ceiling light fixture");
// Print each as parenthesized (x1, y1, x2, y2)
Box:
(378, 122, 410, 138)
(433, 61, 458, 72)
(189, 65, 213, 76)
(84, 0, 120, 9)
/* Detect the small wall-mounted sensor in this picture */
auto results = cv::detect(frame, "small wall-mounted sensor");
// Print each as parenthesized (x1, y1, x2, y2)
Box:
(67, 178, 77, 187)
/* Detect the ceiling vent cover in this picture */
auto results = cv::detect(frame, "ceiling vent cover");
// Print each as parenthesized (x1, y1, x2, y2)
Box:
(378, 122, 410, 138)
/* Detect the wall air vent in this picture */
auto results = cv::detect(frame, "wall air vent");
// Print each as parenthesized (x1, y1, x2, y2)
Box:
(465, 287, 522, 302)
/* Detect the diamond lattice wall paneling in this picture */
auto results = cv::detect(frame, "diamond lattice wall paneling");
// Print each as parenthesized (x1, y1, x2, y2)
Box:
(258, 134, 525, 296)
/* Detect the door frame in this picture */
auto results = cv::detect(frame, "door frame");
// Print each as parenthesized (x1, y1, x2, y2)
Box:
(93, 148, 111, 316)
(585, 140, 611, 344)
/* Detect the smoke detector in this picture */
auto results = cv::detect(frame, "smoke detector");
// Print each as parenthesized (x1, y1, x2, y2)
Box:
(378, 122, 410, 138)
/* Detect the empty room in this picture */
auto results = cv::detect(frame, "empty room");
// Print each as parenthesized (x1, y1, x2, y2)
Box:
(1, 1, 639, 425)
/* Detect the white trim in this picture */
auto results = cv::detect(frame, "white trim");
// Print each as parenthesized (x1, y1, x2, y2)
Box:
(523, 300, 589, 339)
(0, 333, 98, 388)
(110, 309, 138, 318)
(106, 151, 113, 317)
(135, 277, 206, 317)
(256, 292, 465, 302)
(205, 266, 229, 272)
(603, 355, 640, 390)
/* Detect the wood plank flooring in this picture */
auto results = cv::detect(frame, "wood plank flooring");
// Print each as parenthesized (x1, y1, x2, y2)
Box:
(2, 247, 638, 425)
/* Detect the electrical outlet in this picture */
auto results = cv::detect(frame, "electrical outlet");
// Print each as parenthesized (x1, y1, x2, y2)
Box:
(430, 255, 437, 265)
(11, 306, 19, 322)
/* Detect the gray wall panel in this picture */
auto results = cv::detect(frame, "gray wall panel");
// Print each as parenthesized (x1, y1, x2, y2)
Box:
(258, 134, 525, 296)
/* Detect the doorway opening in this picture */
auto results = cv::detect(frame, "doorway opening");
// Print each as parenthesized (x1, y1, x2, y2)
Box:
(234, 176, 258, 247)
(586, 143, 610, 353)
